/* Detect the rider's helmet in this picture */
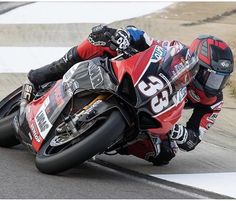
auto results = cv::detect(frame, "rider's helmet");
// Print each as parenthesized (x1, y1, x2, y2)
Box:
(188, 35, 234, 96)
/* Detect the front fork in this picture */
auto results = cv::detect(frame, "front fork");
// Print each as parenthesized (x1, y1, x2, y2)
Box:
(56, 94, 110, 134)
(57, 93, 133, 137)
(19, 81, 34, 123)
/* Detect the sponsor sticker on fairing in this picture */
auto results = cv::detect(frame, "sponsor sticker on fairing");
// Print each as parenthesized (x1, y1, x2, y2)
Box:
(34, 97, 52, 139)
(173, 87, 187, 106)
(35, 110, 52, 139)
(88, 63, 104, 89)
(30, 124, 40, 142)
(150, 46, 165, 63)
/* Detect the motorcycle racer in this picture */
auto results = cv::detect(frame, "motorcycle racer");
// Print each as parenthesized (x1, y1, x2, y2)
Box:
(27, 25, 234, 166)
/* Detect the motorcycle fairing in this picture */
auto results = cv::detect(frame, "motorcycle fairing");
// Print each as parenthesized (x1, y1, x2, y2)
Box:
(112, 45, 198, 135)
(25, 58, 118, 152)
(25, 80, 70, 151)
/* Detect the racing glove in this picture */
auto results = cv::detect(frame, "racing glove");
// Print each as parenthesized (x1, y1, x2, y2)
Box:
(88, 24, 117, 47)
(111, 29, 131, 51)
(169, 124, 201, 151)
(88, 24, 131, 51)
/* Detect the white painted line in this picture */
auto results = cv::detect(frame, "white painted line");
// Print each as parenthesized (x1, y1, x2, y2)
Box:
(0, 47, 69, 73)
(152, 172, 236, 198)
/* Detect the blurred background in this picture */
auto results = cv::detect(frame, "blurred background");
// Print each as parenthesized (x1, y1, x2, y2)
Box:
(0, 1, 235, 93)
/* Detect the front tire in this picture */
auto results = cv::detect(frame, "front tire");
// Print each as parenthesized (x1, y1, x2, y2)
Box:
(35, 110, 126, 174)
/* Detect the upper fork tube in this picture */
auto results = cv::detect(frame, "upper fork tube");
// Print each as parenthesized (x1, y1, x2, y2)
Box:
(19, 81, 34, 124)
(64, 116, 78, 134)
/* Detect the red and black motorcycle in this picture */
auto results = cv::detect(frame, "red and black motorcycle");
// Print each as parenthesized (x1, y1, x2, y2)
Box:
(0, 44, 199, 174)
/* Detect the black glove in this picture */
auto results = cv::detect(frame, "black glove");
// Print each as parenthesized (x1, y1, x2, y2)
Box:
(88, 24, 116, 47)
(111, 29, 131, 51)
(148, 139, 177, 166)
(88, 25, 131, 52)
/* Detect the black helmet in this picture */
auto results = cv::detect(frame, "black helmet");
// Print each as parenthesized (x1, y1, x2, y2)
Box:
(188, 35, 234, 96)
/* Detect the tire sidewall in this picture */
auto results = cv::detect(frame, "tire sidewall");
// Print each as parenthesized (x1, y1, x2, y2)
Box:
(35, 110, 125, 174)
(0, 111, 20, 147)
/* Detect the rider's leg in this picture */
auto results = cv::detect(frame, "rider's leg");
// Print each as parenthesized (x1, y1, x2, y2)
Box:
(27, 46, 80, 87)
(118, 133, 178, 166)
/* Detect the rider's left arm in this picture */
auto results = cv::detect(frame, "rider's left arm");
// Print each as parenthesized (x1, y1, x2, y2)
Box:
(170, 91, 223, 151)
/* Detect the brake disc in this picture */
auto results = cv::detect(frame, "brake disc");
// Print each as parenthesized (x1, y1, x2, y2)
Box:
(50, 120, 96, 147)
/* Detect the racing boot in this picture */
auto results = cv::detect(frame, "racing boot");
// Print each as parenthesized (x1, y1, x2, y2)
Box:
(27, 46, 80, 87)
(148, 139, 178, 166)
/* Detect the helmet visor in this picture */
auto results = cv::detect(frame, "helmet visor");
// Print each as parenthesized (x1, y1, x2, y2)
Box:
(205, 71, 229, 90)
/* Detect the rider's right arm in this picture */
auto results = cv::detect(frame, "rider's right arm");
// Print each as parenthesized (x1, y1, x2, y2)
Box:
(76, 38, 117, 60)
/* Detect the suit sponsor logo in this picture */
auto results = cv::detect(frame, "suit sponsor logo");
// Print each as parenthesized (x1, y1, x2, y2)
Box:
(189, 89, 200, 102)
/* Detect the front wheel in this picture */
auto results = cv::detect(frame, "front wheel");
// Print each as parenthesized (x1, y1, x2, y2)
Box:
(35, 110, 126, 174)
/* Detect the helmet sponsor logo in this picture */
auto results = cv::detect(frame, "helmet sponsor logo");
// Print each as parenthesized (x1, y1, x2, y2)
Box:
(220, 60, 231, 68)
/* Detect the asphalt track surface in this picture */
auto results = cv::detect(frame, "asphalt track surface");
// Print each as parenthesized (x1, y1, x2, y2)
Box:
(0, 145, 230, 199)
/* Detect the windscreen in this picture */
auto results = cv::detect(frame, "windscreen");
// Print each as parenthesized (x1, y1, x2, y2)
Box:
(160, 48, 199, 92)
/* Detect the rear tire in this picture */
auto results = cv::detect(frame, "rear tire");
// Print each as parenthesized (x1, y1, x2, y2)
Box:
(35, 110, 125, 174)
(0, 87, 21, 148)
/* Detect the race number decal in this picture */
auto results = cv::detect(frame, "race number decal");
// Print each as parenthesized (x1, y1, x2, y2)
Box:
(138, 76, 164, 96)
(151, 90, 169, 113)
(137, 76, 169, 114)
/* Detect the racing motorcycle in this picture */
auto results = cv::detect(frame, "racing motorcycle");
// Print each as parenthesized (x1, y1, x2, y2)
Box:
(0, 43, 199, 174)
